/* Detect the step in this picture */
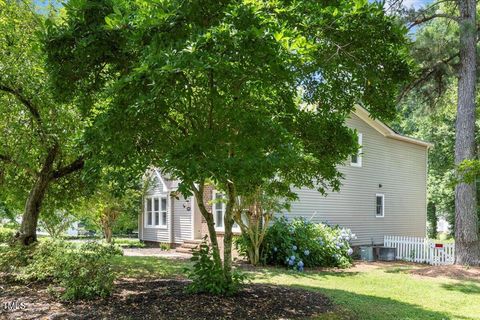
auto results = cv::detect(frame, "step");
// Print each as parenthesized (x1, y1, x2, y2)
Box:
(181, 243, 200, 249)
(183, 239, 203, 245)
(176, 247, 194, 254)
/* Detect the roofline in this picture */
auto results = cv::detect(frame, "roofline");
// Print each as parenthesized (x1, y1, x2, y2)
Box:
(353, 105, 433, 149)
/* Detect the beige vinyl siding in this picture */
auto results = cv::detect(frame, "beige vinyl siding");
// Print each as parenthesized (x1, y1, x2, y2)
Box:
(173, 196, 193, 243)
(285, 114, 427, 245)
(141, 176, 170, 243)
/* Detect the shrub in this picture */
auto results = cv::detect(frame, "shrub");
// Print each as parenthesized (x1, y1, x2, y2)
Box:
(185, 240, 246, 295)
(0, 239, 122, 300)
(260, 217, 355, 269)
(0, 227, 15, 244)
(54, 241, 121, 300)
(0, 243, 31, 275)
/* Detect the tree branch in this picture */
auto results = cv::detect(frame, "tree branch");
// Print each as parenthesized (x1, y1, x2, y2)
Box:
(51, 157, 84, 180)
(397, 52, 459, 103)
(0, 153, 36, 176)
(408, 13, 460, 30)
(0, 84, 43, 126)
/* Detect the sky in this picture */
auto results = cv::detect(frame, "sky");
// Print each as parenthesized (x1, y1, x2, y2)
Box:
(401, 0, 433, 9)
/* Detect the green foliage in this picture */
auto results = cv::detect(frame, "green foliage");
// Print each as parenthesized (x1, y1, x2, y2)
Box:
(40, 210, 75, 238)
(0, 226, 15, 244)
(159, 243, 170, 251)
(0, 0, 87, 214)
(112, 238, 145, 248)
(0, 239, 121, 300)
(259, 217, 354, 269)
(54, 241, 121, 300)
(46, 0, 411, 282)
(185, 240, 246, 295)
(427, 202, 438, 239)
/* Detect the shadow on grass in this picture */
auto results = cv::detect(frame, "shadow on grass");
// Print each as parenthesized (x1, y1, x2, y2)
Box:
(292, 285, 455, 320)
(244, 265, 360, 281)
(112, 256, 191, 279)
(441, 282, 480, 294)
(384, 266, 416, 275)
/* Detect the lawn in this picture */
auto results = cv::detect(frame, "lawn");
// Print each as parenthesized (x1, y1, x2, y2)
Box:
(113, 256, 480, 320)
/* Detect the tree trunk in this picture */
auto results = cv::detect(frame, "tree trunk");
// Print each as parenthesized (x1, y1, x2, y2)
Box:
(455, 0, 480, 265)
(192, 183, 222, 267)
(15, 145, 58, 245)
(222, 181, 236, 284)
(104, 227, 112, 243)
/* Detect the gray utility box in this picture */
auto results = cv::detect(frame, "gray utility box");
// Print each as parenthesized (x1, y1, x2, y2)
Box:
(378, 247, 396, 261)
(360, 246, 374, 262)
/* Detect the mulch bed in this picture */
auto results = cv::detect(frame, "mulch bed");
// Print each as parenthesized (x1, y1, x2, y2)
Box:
(1, 279, 334, 320)
(409, 264, 480, 282)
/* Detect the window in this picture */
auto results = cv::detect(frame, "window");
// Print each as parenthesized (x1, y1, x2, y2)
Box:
(376, 194, 384, 217)
(351, 133, 363, 167)
(145, 196, 167, 227)
(213, 191, 240, 232)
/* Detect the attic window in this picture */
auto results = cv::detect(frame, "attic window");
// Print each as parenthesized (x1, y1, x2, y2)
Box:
(351, 133, 363, 167)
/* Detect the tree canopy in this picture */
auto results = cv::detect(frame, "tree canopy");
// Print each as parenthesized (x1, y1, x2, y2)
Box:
(0, 0, 88, 244)
(45, 0, 412, 285)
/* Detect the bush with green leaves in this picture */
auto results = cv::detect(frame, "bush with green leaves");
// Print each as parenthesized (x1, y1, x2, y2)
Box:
(0, 239, 122, 300)
(185, 240, 246, 295)
(0, 226, 15, 244)
(260, 217, 355, 269)
(54, 241, 121, 300)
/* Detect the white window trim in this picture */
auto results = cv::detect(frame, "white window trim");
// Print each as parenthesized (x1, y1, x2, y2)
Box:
(212, 190, 241, 233)
(375, 193, 385, 218)
(144, 195, 168, 229)
(350, 133, 363, 167)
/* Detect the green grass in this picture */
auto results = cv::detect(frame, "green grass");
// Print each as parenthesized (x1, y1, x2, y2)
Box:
(112, 256, 480, 320)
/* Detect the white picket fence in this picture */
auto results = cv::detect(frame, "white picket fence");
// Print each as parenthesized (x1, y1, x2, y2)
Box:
(384, 236, 455, 266)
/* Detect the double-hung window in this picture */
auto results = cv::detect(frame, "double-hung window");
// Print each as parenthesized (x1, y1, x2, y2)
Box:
(375, 194, 385, 218)
(213, 191, 240, 232)
(351, 133, 363, 167)
(145, 196, 167, 228)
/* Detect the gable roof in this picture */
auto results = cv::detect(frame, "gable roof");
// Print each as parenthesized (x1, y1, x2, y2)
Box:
(353, 105, 433, 149)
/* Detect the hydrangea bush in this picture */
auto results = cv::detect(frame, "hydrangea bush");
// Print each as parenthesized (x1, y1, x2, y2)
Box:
(263, 217, 356, 269)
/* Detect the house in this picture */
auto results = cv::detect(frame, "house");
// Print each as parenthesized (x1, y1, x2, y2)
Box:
(138, 105, 431, 248)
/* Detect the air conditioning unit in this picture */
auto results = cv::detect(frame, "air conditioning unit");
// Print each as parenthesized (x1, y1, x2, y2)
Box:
(378, 247, 396, 261)
(360, 246, 374, 261)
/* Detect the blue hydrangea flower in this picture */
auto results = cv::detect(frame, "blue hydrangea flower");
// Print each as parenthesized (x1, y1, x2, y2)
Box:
(298, 266, 304, 272)
(292, 245, 297, 251)
(290, 255, 296, 261)
(333, 254, 340, 260)
(298, 261, 304, 268)
(338, 242, 343, 248)
(347, 248, 353, 256)
(303, 249, 310, 256)
(288, 259, 295, 266)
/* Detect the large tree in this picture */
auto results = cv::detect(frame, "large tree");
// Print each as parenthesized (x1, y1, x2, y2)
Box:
(396, 0, 480, 264)
(45, 0, 411, 284)
(0, 1, 86, 244)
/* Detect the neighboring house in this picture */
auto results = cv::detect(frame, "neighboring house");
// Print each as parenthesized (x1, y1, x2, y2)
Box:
(138, 105, 431, 247)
